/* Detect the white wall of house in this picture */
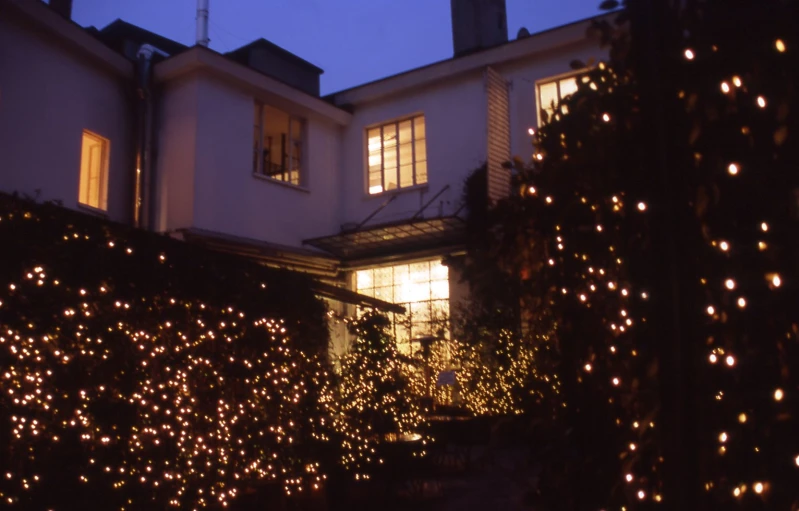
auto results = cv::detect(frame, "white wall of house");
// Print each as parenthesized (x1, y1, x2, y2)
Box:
(338, 73, 487, 228)
(0, 7, 133, 222)
(155, 75, 198, 232)
(155, 72, 342, 247)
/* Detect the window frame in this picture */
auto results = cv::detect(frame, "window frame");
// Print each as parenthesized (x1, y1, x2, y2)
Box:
(365, 114, 427, 196)
(253, 101, 306, 187)
(78, 129, 110, 212)
(535, 71, 583, 127)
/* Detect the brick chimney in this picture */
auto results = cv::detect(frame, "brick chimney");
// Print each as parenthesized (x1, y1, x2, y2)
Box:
(49, 0, 73, 19)
(450, 0, 508, 57)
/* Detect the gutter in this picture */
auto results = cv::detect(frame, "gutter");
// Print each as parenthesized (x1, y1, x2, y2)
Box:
(134, 44, 169, 229)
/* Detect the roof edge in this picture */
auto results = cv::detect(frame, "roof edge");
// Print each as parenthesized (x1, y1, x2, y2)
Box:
(326, 12, 613, 105)
(3, 0, 133, 77)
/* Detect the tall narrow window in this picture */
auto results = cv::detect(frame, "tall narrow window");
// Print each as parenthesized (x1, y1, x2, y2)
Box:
(536, 74, 579, 126)
(253, 102, 304, 186)
(78, 130, 109, 211)
(367, 115, 426, 195)
(355, 259, 449, 354)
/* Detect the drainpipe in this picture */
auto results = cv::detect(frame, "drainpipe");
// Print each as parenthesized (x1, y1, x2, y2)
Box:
(134, 44, 168, 230)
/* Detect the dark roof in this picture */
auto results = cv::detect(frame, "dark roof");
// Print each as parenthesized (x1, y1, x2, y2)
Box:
(93, 19, 188, 59)
(226, 38, 323, 74)
(304, 216, 466, 262)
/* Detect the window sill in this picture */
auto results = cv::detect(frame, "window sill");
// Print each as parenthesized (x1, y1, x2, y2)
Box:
(252, 172, 310, 193)
(366, 183, 429, 199)
(77, 203, 109, 218)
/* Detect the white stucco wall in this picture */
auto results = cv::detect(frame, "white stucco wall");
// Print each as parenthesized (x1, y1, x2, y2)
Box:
(154, 75, 199, 232)
(156, 73, 342, 247)
(338, 73, 487, 228)
(0, 10, 133, 222)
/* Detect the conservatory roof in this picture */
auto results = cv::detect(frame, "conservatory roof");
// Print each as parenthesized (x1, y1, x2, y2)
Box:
(303, 216, 466, 262)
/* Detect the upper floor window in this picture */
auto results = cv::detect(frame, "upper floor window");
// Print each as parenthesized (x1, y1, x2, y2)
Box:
(367, 115, 427, 195)
(537, 74, 579, 126)
(78, 130, 109, 211)
(253, 102, 304, 186)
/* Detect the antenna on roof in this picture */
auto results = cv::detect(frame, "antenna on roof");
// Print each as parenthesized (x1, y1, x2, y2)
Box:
(196, 0, 210, 47)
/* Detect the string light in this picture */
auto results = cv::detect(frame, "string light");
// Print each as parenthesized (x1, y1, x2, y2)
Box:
(775, 39, 786, 52)
(684, 48, 695, 60)
(774, 388, 784, 401)
(727, 163, 739, 175)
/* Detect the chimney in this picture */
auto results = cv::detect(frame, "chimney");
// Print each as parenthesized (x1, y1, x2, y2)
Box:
(196, 0, 210, 47)
(450, 0, 508, 57)
(49, 0, 73, 19)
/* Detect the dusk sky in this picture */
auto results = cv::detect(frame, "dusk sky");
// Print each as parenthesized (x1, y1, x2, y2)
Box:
(72, 0, 601, 94)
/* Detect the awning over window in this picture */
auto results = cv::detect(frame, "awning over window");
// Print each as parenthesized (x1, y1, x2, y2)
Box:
(303, 216, 466, 261)
(178, 227, 405, 314)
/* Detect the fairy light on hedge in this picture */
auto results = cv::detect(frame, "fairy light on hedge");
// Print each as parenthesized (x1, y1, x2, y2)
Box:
(0, 201, 378, 509)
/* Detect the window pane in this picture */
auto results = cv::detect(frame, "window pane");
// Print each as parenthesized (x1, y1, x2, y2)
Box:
(415, 161, 428, 185)
(413, 116, 425, 140)
(414, 139, 427, 163)
(375, 267, 393, 287)
(430, 261, 449, 281)
(384, 168, 398, 190)
(399, 143, 413, 166)
(539, 82, 558, 113)
(356, 269, 374, 290)
(383, 147, 397, 169)
(559, 76, 579, 98)
(382, 124, 397, 149)
(409, 262, 430, 282)
(368, 128, 382, 153)
(410, 301, 431, 327)
(398, 120, 413, 144)
(79, 131, 108, 211)
(399, 164, 414, 188)
(373, 286, 392, 301)
(431, 280, 449, 300)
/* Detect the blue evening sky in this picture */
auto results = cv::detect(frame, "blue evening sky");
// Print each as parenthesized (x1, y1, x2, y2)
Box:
(72, 0, 601, 94)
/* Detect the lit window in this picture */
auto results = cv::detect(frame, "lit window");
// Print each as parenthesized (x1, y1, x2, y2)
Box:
(78, 130, 109, 211)
(253, 102, 304, 186)
(355, 260, 448, 353)
(536, 74, 579, 126)
(367, 115, 427, 195)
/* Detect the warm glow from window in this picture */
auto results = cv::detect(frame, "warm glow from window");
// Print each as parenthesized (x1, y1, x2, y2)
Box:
(367, 115, 427, 194)
(78, 130, 109, 211)
(253, 102, 303, 186)
(537, 74, 579, 126)
(356, 260, 448, 353)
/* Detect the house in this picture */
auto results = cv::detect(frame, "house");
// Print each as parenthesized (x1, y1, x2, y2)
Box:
(0, 0, 609, 359)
